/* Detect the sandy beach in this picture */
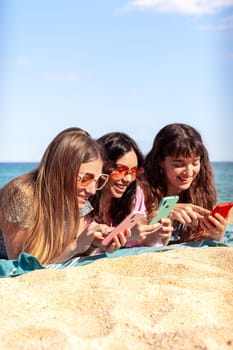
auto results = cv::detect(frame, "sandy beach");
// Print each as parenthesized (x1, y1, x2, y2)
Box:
(0, 247, 233, 349)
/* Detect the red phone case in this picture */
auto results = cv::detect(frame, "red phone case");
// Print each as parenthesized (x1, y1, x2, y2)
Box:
(101, 211, 145, 246)
(211, 203, 233, 218)
(198, 202, 233, 232)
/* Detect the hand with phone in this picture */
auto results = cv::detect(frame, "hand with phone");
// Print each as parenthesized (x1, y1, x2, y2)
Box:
(123, 198, 176, 248)
(210, 203, 233, 220)
(85, 221, 131, 255)
(101, 211, 145, 247)
(139, 217, 173, 247)
(198, 202, 233, 240)
(124, 196, 178, 248)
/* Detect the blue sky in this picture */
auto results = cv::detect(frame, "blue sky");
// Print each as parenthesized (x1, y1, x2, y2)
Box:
(1, 0, 233, 162)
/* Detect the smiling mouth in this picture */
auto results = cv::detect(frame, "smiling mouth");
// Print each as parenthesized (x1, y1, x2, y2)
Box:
(79, 196, 88, 203)
(114, 183, 127, 193)
(178, 177, 192, 183)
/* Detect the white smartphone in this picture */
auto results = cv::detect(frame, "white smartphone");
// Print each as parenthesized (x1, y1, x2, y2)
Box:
(101, 211, 145, 246)
(149, 195, 179, 225)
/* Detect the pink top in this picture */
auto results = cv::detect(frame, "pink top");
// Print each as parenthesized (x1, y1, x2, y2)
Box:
(133, 184, 146, 214)
(83, 184, 146, 229)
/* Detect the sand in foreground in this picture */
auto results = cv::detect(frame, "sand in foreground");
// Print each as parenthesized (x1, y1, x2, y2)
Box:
(0, 247, 233, 350)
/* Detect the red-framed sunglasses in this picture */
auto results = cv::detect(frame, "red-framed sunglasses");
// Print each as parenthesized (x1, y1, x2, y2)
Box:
(110, 165, 143, 181)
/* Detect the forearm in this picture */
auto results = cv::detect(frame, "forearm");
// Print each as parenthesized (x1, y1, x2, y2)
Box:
(54, 239, 88, 263)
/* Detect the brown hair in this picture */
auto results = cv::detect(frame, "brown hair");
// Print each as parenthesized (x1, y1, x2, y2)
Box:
(140, 123, 216, 242)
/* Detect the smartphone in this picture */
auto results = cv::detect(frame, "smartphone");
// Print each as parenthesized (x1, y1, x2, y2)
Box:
(149, 195, 179, 225)
(198, 202, 233, 231)
(101, 211, 145, 246)
(210, 202, 233, 219)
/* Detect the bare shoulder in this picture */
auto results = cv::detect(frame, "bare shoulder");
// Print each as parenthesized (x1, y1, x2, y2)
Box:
(0, 173, 35, 227)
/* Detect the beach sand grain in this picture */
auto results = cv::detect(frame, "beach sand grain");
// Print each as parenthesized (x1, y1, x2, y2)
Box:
(0, 247, 232, 349)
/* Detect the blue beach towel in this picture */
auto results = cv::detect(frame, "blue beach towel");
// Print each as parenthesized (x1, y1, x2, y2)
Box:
(0, 240, 229, 278)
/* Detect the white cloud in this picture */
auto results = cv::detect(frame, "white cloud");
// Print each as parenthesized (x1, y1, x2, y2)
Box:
(43, 73, 80, 81)
(123, 0, 233, 15)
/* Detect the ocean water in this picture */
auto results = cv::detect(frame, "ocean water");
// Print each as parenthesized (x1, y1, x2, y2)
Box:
(0, 162, 233, 243)
(0, 162, 38, 188)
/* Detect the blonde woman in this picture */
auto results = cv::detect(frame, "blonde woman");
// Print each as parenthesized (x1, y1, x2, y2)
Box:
(0, 127, 128, 264)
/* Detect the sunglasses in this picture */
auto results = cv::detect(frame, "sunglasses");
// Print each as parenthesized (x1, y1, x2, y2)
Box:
(77, 172, 109, 190)
(110, 165, 143, 181)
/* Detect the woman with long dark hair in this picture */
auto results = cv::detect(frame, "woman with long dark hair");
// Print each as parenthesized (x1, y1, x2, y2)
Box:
(141, 123, 227, 243)
(90, 131, 173, 248)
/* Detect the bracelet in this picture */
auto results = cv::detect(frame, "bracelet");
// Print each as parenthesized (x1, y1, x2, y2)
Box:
(90, 243, 98, 249)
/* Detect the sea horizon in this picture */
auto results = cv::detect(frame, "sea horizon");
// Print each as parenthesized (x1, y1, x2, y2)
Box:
(1, 161, 233, 203)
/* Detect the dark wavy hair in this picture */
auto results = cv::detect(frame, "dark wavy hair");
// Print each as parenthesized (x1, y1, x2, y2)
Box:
(140, 123, 217, 242)
(90, 132, 144, 225)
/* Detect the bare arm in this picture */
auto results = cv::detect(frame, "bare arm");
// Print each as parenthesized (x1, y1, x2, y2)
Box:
(0, 175, 34, 259)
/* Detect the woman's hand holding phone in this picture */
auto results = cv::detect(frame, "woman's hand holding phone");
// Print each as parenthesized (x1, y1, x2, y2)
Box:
(89, 222, 131, 254)
(198, 202, 233, 240)
(102, 228, 131, 253)
(142, 218, 173, 246)
(199, 213, 227, 241)
(101, 211, 145, 247)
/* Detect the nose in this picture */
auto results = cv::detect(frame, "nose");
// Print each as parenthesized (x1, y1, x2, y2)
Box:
(85, 182, 97, 195)
(122, 173, 133, 183)
(184, 164, 194, 175)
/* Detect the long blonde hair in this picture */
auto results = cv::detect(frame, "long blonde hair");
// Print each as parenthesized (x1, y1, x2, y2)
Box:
(22, 127, 105, 263)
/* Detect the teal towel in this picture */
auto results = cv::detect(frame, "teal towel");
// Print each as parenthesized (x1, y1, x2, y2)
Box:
(0, 252, 45, 277)
(0, 240, 228, 278)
